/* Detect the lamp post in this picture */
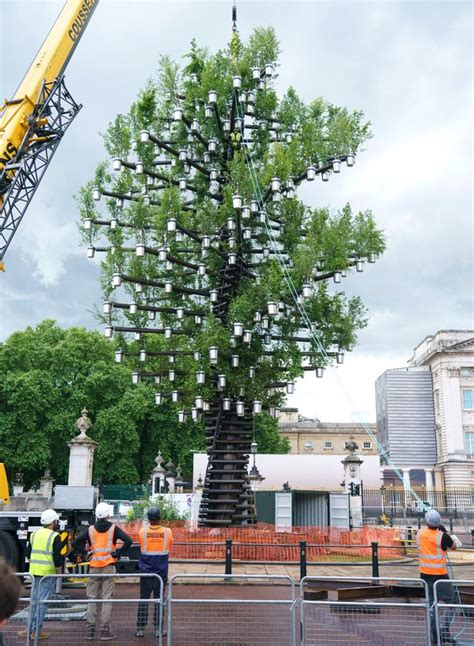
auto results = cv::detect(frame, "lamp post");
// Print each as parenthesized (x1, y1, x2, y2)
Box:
(248, 441, 264, 491)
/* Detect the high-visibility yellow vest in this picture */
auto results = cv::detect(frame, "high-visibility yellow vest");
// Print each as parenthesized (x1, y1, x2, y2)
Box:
(139, 526, 173, 555)
(29, 527, 57, 576)
(416, 526, 447, 575)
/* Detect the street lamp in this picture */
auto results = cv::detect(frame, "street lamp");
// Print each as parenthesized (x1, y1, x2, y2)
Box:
(248, 441, 264, 490)
(380, 483, 386, 517)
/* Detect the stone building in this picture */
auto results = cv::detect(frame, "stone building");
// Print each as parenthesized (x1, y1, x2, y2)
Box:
(278, 408, 378, 456)
(409, 330, 474, 489)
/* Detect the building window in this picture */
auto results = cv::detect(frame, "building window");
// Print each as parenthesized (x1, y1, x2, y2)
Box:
(461, 368, 474, 377)
(466, 433, 474, 455)
(363, 441, 372, 450)
(324, 441, 332, 449)
(463, 390, 474, 410)
(304, 441, 313, 450)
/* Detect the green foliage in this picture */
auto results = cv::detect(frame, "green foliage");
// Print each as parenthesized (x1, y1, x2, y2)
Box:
(126, 495, 189, 522)
(0, 321, 287, 487)
(0, 322, 208, 487)
(78, 25, 386, 428)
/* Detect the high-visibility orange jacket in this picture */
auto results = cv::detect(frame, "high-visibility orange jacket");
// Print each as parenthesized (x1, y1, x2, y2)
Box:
(138, 525, 173, 577)
(416, 526, 447, 575)
(88, 525, 117, 568)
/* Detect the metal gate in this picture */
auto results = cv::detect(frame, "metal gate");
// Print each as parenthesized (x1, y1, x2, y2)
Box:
(329, 493, 350, 528)
(275, 492, 293, 531)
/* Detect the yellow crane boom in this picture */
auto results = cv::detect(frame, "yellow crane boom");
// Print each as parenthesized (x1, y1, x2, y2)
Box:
(0, 0, 99, 270)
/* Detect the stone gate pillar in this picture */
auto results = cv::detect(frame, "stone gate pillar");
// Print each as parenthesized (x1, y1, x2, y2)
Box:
(68, 408, 98, 486)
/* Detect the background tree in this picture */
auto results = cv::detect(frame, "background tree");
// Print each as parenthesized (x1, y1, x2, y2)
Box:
(80, 23, 385, 526)
(0, 321, 285, 487)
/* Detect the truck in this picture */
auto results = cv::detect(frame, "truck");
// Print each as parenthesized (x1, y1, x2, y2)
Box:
(0, 463, 96, 571)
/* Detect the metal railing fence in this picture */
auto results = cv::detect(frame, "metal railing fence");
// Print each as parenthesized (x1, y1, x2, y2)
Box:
(30, 572, 164, 645)
(168, 573, 297, 646)
(300, 576, 431, 646)
(11, 570, 474, 645)
(3, 573, 35, 646)
(433, 579, 474, 646)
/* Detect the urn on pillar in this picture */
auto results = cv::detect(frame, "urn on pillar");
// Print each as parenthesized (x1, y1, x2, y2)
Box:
(39, 470, 54, 500)
(342, 436, 364, 528)
(165, 461, 176, 493)
(68, 408, 98, 487)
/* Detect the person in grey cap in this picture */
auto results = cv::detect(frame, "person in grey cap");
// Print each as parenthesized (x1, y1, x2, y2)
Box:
(416, 508, 462, 644)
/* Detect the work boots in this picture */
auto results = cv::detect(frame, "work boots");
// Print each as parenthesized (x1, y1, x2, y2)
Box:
(85, 624, 95, 641)
(100, 625, 117, 641)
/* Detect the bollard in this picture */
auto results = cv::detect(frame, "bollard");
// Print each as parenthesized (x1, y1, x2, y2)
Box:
(371, 542, 380, 578)
(407, 526, 412, 541)
(417, 517, 421, 529)
(300, 541, 307, 580)
(225, 539, 232, 575)
(389, 515, 393, 527)
(449, 517, 453, 532)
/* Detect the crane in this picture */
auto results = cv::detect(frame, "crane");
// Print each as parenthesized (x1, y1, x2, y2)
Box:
(0, 0, 99, 271)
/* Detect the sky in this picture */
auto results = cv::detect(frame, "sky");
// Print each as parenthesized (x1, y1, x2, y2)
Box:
(0, 0, 472, 422)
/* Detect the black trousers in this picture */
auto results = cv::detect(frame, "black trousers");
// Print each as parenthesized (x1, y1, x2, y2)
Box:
(137, 575, 166, 628)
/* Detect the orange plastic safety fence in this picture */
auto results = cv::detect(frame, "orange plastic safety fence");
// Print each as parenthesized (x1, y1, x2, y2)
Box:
(116, 523, 403, 561)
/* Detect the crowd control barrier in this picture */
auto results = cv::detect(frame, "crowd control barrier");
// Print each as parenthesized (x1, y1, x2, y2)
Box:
(3, 574, 35, 646)
(167, 573, 297, 646)
(433, 579, 474, 646)
(300, 575, 431, 645)
(27, 573, 163, 645)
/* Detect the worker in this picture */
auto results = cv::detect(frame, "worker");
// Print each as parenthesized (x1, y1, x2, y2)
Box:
(135, 506, 173, 639)
(18, 508, 62, 641)
(0, 558, 22, 645)
(417, 508, 462, 644)
(70, 502, 132, 641)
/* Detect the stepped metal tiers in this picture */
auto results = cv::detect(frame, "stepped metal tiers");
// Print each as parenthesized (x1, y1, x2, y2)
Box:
(82, 31, 380, 525)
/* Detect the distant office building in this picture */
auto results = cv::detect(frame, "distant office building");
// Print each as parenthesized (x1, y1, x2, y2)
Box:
(278, 408, 378, 456)
(375, 367, 437, 489)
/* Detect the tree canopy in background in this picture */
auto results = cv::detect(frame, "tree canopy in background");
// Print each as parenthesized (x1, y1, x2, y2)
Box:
(0, 320, 289, 488)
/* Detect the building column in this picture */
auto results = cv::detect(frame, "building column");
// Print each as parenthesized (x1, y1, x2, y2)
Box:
(402, 469, 411, 511)
(402, 469, 411, 491)
(425, 468, 434, 491)
(425, 468, 434, 505)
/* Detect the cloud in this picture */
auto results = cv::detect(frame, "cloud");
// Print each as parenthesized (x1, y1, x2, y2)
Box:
(15, 194, 83, 287)
(288, 350, 408, 423)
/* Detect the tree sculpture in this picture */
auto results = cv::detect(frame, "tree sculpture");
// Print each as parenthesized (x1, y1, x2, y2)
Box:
(79, 16, 385, 526)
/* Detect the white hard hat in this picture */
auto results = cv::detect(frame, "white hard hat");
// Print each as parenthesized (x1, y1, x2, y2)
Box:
(425, 508, 441, 528)
(41, 509, 59, 526)
(95, 502, 111, 519)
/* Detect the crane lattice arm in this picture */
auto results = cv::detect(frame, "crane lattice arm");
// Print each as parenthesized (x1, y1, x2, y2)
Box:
(0, 0, 99, 270)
